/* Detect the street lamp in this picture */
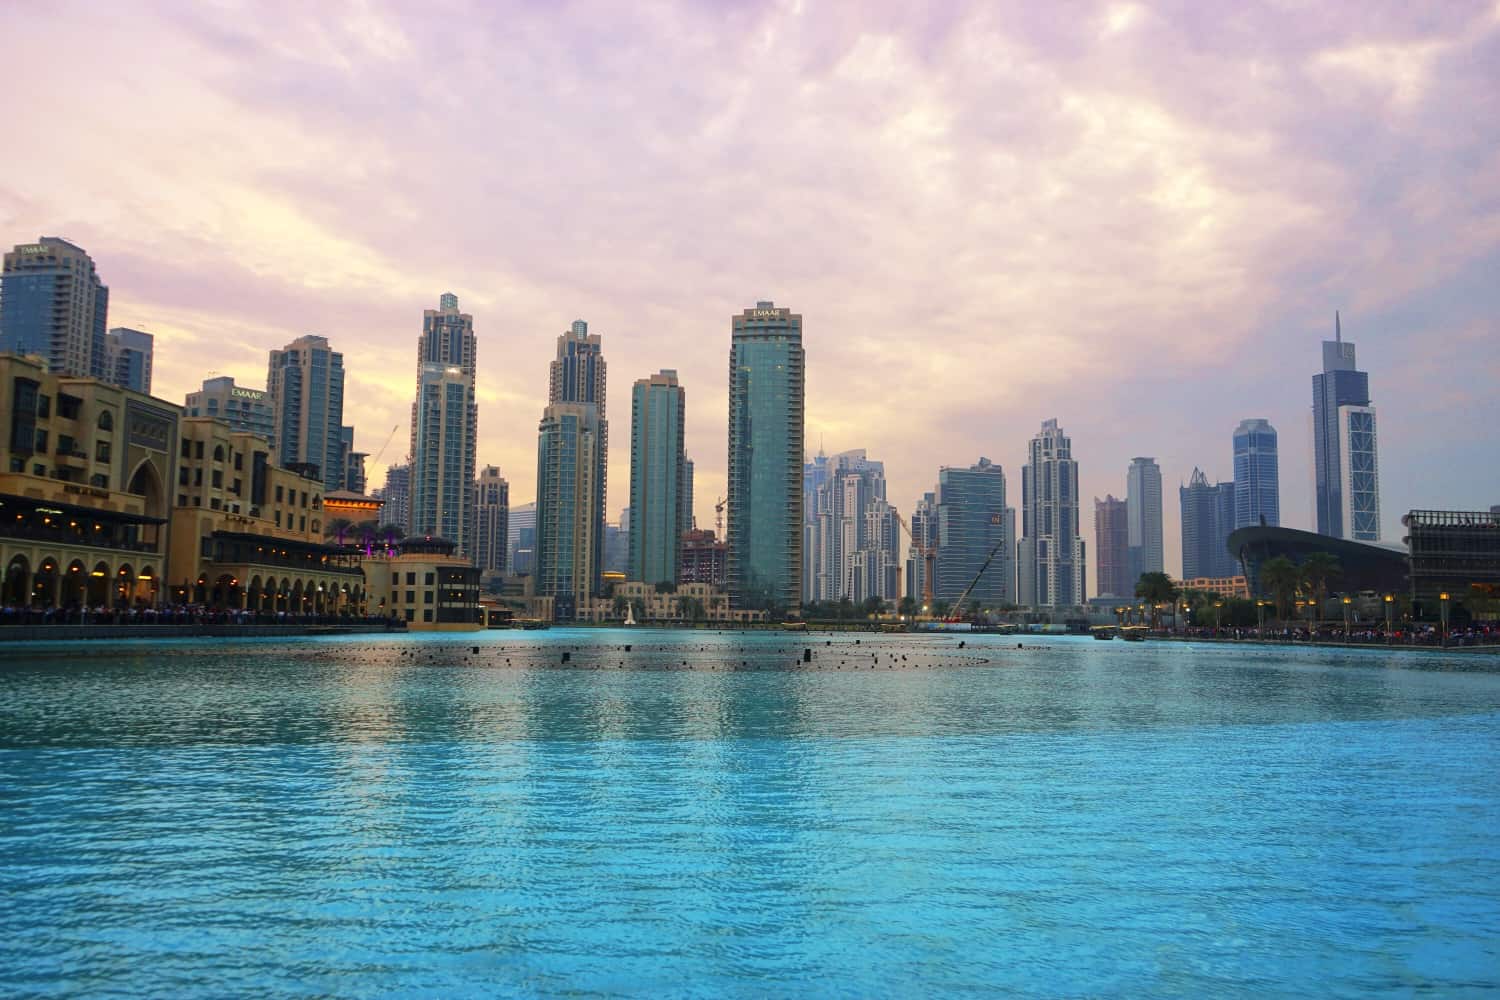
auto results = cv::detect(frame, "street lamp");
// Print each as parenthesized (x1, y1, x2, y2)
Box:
(1440, 592, 1451, 646)
(1342, 595, 1352, 640)
(1295, 599, 1306, 639)
(1214, 600, 1224, 632)
(1384, 594, 1394, 644)
(1256, 599, 1267, 638)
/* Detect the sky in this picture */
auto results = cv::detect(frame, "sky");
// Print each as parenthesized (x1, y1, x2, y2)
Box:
(3, 0, 1498, 583)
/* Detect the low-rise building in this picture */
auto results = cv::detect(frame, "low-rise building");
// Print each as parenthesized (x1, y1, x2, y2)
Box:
(365, 535, 482, 630)
(1178, 575, 1250, 599)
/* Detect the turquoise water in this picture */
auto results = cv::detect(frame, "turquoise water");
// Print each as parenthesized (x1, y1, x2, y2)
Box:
(2, 631, 1498, 997)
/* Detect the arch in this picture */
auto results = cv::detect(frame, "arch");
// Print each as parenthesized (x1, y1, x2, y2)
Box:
(97, 409, 114, 431)
(33, 556, 60, 608)
(87, 561, 111, 606)
(115, 563, 135, 608)
(3, 554, 31, 606)
(210, 573, 240, 610)
(135, 565, 158, 607)
(126, 459, 167, 521)
(62, 560, 87, 609)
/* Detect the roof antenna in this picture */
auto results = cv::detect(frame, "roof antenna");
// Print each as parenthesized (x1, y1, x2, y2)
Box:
(1335, 310, 1341, 343)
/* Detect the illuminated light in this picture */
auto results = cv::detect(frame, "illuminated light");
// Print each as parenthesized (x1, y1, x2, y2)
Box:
(90, 571, 106, 578)
(1440, 592, 1450, 601)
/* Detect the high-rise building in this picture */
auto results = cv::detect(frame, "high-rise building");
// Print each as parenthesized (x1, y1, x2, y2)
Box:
(342, 429, 368, 496)
(1313, 313, 1380, 540)
(1094, 495, 1129, 598)
(507, 501, 537, 575)
(905, 490, 938, 607)
(376, 462, 411, 533)
(1180, 468, 1238, 580)
(1, 237, 109, 379)
(680, 528, 728, 587)
(934, 458, 1012, 608)
(185, 377, 275, 445)
(628, 370, 687, 585)
(474, 465, 509, 576)
(1019, 419, 1085, 606)
(682, 458, 695, 535)
(806, 450, 901, 605)
(267, 334, 346, 491)
(1233, 419, 1279, 528)
(410, 363, 475, 548)
(104, 328, 153, 394)
(1126, 457, 1164, 585)
(535, 402, 604, 619)
(408, 294, 478, 556)
(727, 301, 804, 612)
(802, 447, 831, 603)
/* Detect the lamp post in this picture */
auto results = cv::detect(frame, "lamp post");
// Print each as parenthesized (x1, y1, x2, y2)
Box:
(1440, 592, 1450, 647)
(1384, 594, 1394, 645)
(1214, 600, 1224, 633)
(1256, 599, 1267, 639)
(1295, 599, 1306, 640)
(1342, 595, 1352, 641)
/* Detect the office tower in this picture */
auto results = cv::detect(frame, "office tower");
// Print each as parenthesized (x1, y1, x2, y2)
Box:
(1233, 419, 1279, 528)
(628, 370, 687, 585)
(408, 294, 478, 555)
(1, 238, 109, 379)
(1313, 313, 1381, 540)
(727, 301, 804, 612)
(806, 450, 900, 604)
(535, 402, 604, 619)
(906, 490, 938, 607)
(185, 377, 275, 445)
(1126, 457, 1163, 585)
(507, 501, 537, 575)
(343, 439, 368, 495)
(802, 447, 831, 603)
(1180, 468, 1238, 579)
(376, 462, 411, 532)
(604, 521, 630, 575)
(410, 363, 475, 548)
(682, 458, 695, 535)
(104, 328, 153, 394)
(1094, 495, 1129, 598)
(680, 528, 728, 586)
(934, 458, 1012, 608)
(1019, 419, 1085, 606)
(267, 334, 346, 491)
(474, 465, 509, 576)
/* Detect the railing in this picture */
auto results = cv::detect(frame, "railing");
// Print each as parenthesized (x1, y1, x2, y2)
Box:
(0, 524, 159, 552)
(0, 607, 403, 628)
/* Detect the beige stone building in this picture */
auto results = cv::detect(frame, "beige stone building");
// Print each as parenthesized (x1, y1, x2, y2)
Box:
(364, 535, 482, 630)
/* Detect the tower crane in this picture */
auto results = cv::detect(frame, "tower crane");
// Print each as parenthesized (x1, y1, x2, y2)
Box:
(945, 536, 1007, 623)
(891, 508, 935, 613)
(370, 424, 401, 467)
(714, 496, 726, 537)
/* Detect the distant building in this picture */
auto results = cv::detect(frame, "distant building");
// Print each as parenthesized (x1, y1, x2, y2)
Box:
(905, 490, 938, 607)
(267, 334, 346, 492)
(934, 458, 1012, 608)
(604, 521, 630, 575)
(1094, 495, 1129, 598)
(535, 402, 604, 620)
(806, 449, 901, 605)
(104, 328, 153, 394)
(1403, 509, 1500, 616)
(680, 528, 727, 587)
(1313, 313, 1380, 540)
(1, 237, 109, 379)
(185, 377, 274, 446)
(727, 301, 804, 612)
(1233, 418, 1279, 528)
(1179, 575, 1250, 600)
(1126, 457, 1163, 584)
(376, 462, 411, 532)
(682, 457, 695, 535)
(340, 426, 366, 496)
(1180, 468, 1237, 580)
(628, 370, 687, 585)
(508, 501, 536, 575)
(1019, 419, 1085, 606)
(366, 535, 482, 630)
(409, 294, 478, 558)
(474, 465, 509, 576)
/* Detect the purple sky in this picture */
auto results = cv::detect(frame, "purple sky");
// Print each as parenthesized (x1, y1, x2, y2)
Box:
(3, 0, 1498, 579)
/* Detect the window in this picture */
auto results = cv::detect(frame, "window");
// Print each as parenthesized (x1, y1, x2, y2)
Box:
(211, 498, 222, 511)
(405, 609, 414, 621)
(91, 474, 109, 489)
(424, 591, 433, 604)
(37, 395, 50, 418)
(10, 458, 23, 473)
(95, 441, 110, 462)
(234, 453, 243, 471)
(194, 441, 204, 459)
(213, 445, 225, 462)
(299, 516, 305, 532)
(194, 468, 203, 486)
(34, 429, 48, 453)
(405, 590, 415, 604)
(97, 411, 113, 431)
(276, 485, 283, 502)
(275, 511, 281, 526)
(58, 434, 76, 455)
(57, 395, 81, 420)
(425, 573, 434, 585)
(212, 470, 223, 488)
(300, 491, 308, 508)
(181, 440, 191, 459)
(423, 610, 433, 622)
(178, 494, 187, 506)
(33, 464, 45, 477)
(179, 468, 189, 485)
(231, 478, 241, 495)
(406, 572, 416, 585)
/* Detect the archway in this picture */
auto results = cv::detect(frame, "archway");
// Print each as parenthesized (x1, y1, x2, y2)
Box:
(210, 574, 240, 609)
(247, 576, 262, 613)
(62, 560, 87, 609)
(87, 561, 111, 607)
(115, 564, 134, 608)
(134, 566, 158, 607)
(290, 581, 305, 615)
(3, 555, 30, 606)
(126, 459, 167, 521)
(33, 557, 59, 609)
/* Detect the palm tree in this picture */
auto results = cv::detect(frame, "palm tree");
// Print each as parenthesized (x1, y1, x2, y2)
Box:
(898, 595, 918, 618)
(323, 517, 355, 547)
(1134, 571, 1178, 627)
(1259, 556, 1301, 622)
(1299, 552, 1342, 623)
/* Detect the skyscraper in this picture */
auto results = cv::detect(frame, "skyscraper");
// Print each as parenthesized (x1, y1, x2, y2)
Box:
(104, 328, 153, 394)
(377, 462, 411, 533)
(267, 334, 346, 491)
(342, 427, 368, 496)
(409, 294, 478, 555)
(806, 450, 901, 605)
(934, 458, 1012, 608)
(1019, 419, 1085, 606)
(1313, 313, 1381, 540)
(535, 402, 604, 619)
(1125, 456, 1164, 586)
(534, 320, 608, 615)
(628, 370, 687, 585)
(1, 237, 109, 378)
(727, 301, 804, 613)
(1094, 495, 1129, 598)
(1180, 468, 1238, 579)
(1233, 419, 1279, 528)
(906, 490, 938, 607)
(474, 465, 509, 576)
(186, 377, 274, 445)
(682, 457, 695, 535)
(507, 501, 537, 575)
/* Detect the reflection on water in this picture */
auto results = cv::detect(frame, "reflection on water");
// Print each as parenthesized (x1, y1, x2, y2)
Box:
(2, 632, 1499, 997)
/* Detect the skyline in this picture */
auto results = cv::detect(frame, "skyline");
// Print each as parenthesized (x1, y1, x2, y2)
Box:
(3, 2, 1497, 582)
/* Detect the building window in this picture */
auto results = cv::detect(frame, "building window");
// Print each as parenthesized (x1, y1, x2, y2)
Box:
(425, 572, 435, 585)
(194, 468, 203, 486)
(33, 464, 45, 477)
(405, 590, 415, 604)
(34, 429, 48, 453)
(212, 470, 223, 488)
(276, 485, 283, 502)
(178, 494, 187, 506)
(424, 591, 433, 603)
(95, 441, 110, 462)
(231, 478, 241, 495)
(423, 610, 433, 622)
(98, 411, 113, 431)
(181, 440, 191, 459)
(179, 468, 189, 485)
(406, 572, 416, 585)
(91, 474, 109, 489)
(195, 441, 204, 459)
(36, 395, 50, 418)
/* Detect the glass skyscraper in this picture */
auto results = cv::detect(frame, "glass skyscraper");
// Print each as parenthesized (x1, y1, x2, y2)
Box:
(727, 301, 804, 613)
(934, 458, 1012, 607)
(1180, 468, 1237, 580)
(267, 334, 346, 492)
(1019, 419, 1084, 607)
(104, 328, 153, 394)
(1232, 418, 1279, 528)
(1, 237, 109, 379)
(1093, 495, 1129, 598)
(627, 369, 686, 585)
(409, 293, 478, 555)
(1125, 456, 1163, 585)
(1312, 314, 1380, 540)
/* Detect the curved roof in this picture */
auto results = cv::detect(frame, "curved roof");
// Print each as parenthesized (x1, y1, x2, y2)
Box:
(1227, 524, 1407, 594)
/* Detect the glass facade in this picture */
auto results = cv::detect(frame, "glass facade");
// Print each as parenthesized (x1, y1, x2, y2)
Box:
(267, 335, 346, 492)
(628, 371, 686, 585)
(1312, 317, 1378, 540)
(1180, 469, 1238, 580)
(726, 302, 804, 613)
(1019, 419, 1084, 607)
(934, 458, 1011, 606)
(1232, 418, 1279, 528)
(0, 238, 109, 379)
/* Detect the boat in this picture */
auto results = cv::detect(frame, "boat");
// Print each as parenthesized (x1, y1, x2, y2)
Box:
(1120, 626, 1147, 642)
(1091, 626, 1115, 640)
(516, 618, 551, 630)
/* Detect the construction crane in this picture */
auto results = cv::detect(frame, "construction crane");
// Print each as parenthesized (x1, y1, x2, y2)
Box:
(945, 531, 1006, 623)
(891, 508, 935, 613)
(714, 496, 726, 537)
(370, 424, 401, 467)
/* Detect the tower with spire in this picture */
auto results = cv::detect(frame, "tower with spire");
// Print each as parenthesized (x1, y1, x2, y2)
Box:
(1312, 311, 1380, 540)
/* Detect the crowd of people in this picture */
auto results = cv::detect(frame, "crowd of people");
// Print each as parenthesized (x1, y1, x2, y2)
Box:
(0, 604, 400, 628)
(1162, 622, 1500, 647)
